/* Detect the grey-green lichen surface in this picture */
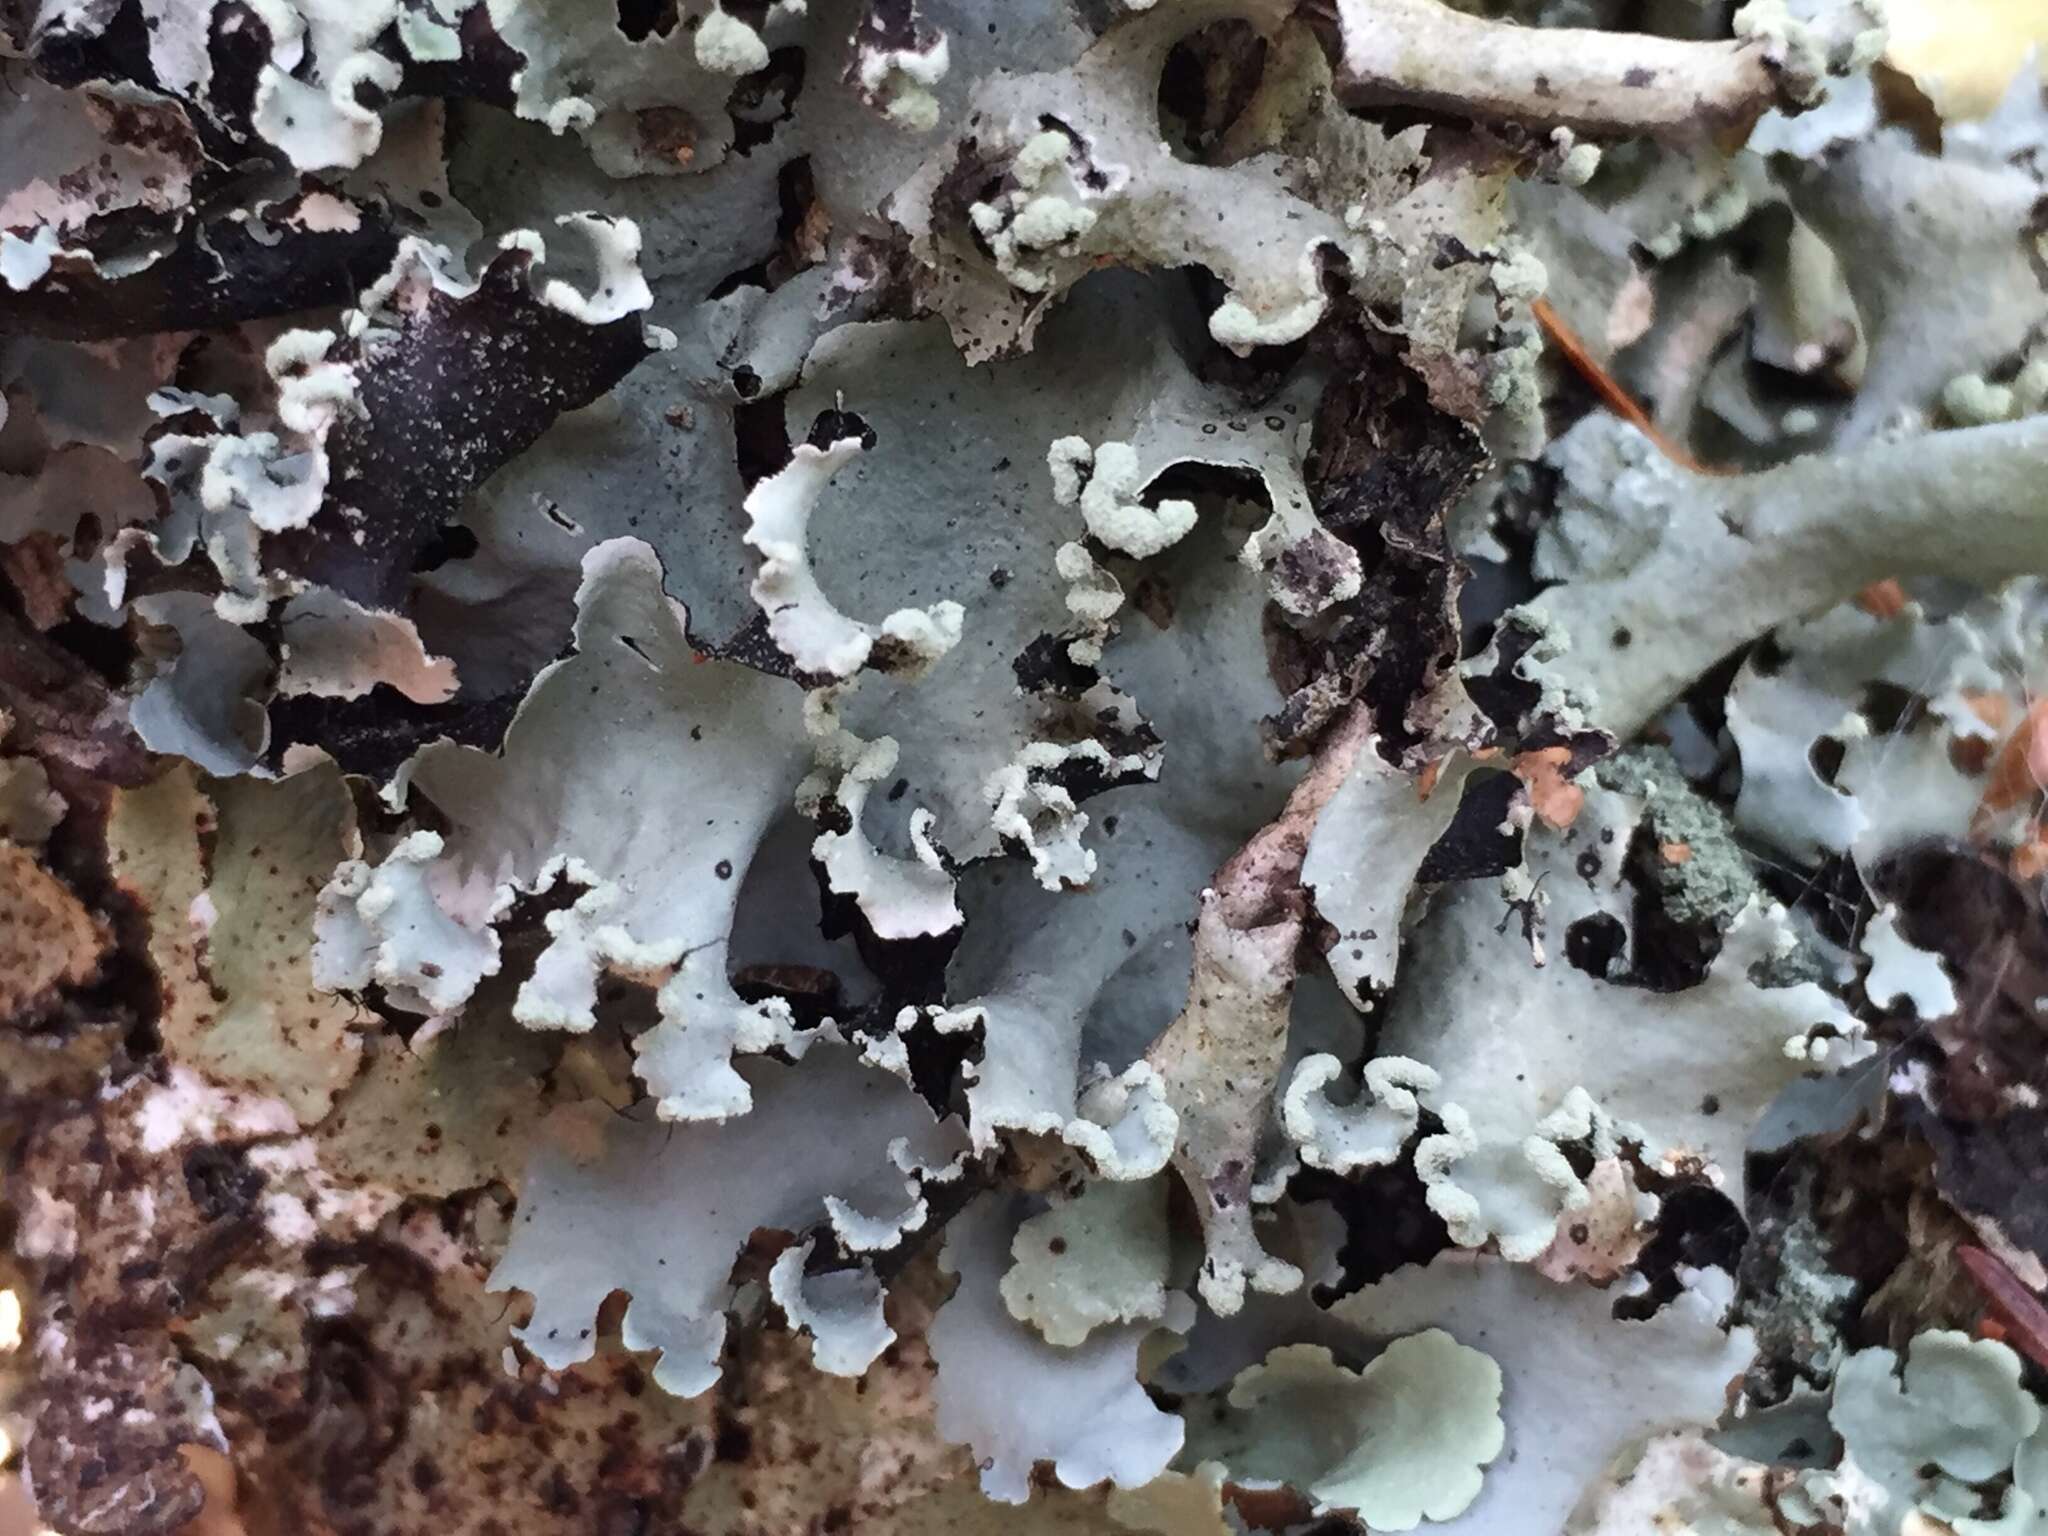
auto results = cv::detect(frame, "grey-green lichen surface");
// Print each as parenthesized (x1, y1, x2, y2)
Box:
(3, 0, 2047, 1532)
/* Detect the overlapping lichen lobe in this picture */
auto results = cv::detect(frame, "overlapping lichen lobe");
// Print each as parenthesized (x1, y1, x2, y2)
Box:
(383, 4, 524, 108)
(0, 214, 403, 341)
(8, 0, 2043, 1524)
(269, 246, 653, 611)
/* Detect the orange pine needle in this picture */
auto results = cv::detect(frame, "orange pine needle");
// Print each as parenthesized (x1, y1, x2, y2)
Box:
(1855, 579, 1908, 619)
(1530, 296, 1715, 476)
(1978, 699, 2048, 818)
(1512, 746, 1584, 829)
(2013, 827, 2048, 882)
(1963, 690, 2016, 734)
(1957, 1244, 2048, 1373)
